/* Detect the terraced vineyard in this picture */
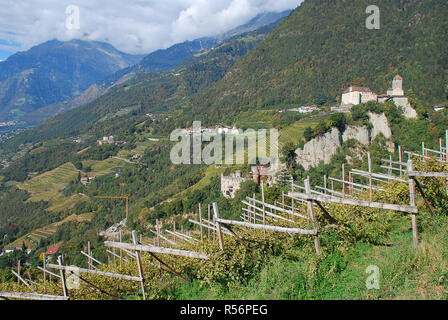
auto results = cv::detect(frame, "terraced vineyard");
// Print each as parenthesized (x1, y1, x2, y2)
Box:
(16, 163, 79, 203)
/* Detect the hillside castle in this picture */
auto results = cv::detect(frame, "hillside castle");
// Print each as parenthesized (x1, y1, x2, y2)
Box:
(338, 75, 417, 119)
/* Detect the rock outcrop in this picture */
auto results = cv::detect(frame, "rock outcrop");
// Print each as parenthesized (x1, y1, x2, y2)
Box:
(368, 112, 394, 152)
(295, 112, 396, 169)
(295, 127, 341, 170)
(368, 112, 392, 140)
(392, 97, 418, 119)
(342, 125, 370, 145)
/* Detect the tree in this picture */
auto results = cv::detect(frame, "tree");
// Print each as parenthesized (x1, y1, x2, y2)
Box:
(304, 126, 313, 141)
(330, 112, 347, 132)
(313, 120, 328, 136)
(282, 142, 297, 171)
(351, 104, 368, 122)
(72, 160, 83, 170)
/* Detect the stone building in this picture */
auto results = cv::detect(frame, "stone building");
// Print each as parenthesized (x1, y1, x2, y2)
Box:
(387, 74, 405, 96)
(221, 170, 246, 198)
(338, 74, 417, 119)
(340, 86, 377, 107)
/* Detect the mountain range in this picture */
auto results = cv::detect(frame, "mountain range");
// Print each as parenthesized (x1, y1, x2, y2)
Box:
(1, 0, 447, 155)
(0, 10, 291, 126)
(0, 40, 143, 124)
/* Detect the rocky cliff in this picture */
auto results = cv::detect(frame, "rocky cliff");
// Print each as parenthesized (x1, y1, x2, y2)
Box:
(295, 127, 341, 170)
(295, 112, 395, 169)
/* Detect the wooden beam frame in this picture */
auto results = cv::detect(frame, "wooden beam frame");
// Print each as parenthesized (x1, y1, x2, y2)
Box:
(104, 241, 209, 260)
(245, 196, 310, 221)
(408, 171, 448, 178)
(46, 264, 141, 282)
(288, 191, 418, 214)
(214, 216, 316, 235)
(0, 291, 69, 301)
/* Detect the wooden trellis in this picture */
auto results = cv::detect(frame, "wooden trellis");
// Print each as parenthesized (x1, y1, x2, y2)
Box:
(289, 170, 419, 246)
(6, 132, 448, 300)
(212, 178, 321, 255)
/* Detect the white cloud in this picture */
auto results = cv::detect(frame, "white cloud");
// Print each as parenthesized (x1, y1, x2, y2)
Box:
(0, 0, 302, 55)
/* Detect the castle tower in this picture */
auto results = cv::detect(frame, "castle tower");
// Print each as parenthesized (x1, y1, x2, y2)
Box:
(392, 74, 403, 91)
(387, 74, 404, 96)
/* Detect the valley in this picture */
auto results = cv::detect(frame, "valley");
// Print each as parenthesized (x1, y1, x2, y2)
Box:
(0, 0, 447, 302)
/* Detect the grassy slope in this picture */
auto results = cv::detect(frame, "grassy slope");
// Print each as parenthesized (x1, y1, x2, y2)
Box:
(174, 217, 448, 300)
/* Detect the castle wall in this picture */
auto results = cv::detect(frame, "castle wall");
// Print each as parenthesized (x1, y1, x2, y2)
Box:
(360, 92, 378, 104)
(341, 91, 360, 106)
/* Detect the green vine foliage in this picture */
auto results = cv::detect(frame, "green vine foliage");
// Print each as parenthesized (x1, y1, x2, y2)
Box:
(1, 160, 447, 299)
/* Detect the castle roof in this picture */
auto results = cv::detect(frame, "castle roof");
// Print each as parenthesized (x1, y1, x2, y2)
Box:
(394, 74, 403, 80)
(343, 86, 372, 94)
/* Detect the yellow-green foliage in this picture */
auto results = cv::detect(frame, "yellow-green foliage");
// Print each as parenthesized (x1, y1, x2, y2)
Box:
(414, 158, 448, 215)
(2, 160, 447, 299)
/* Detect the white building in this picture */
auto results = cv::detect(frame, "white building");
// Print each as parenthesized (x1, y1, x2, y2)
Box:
(341, 86, 377, 107)
(98, 136, 115, 145)
(337, 75, 417, 119)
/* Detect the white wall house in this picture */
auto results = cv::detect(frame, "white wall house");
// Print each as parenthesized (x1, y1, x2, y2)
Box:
(341, 86, 377, 107)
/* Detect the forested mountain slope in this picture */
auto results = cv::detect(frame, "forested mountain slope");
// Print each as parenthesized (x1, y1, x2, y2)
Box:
(58, 11, 292, 123)
(185, 0, 448, 123)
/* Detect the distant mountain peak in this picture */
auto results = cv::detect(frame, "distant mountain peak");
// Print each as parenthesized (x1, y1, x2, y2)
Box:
(0, 39, 143, 124)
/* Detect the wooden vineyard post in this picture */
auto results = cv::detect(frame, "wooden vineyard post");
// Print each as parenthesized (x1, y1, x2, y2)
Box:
(440, 138, 443, 162)
(253, 193, 256, 227)
(324, 175, 327, 195)
(213, 203, 225, 250)
(446, 130, 448, 162)
(291, 181, 295, 221)
(173, 221, 177, 243)
(199, 204, 204, 245)
(132, 231, 146, 300)
(282, 192, 285, 209)
(57, 255, 68, 298)
(87, 241, 91, 270)
(389, 155, 393, 183)
(407, 160, 419, 248)
(349, 172, 353, 196)
(399, 146, 403, 179)
(17, 260, 20, 285)
(342, 164, 345, 198)
(119, 230, 123, 267)
(43, 253, 47, 293)
(261, 181, 266, 238)
(305, 177, 321, 256)
(446, 130, 448, 195)
(156, 220, 161, 270)
(207, 204, 210, 241)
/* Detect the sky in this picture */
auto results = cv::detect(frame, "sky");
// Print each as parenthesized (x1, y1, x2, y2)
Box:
(0, 0, 302, 60)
